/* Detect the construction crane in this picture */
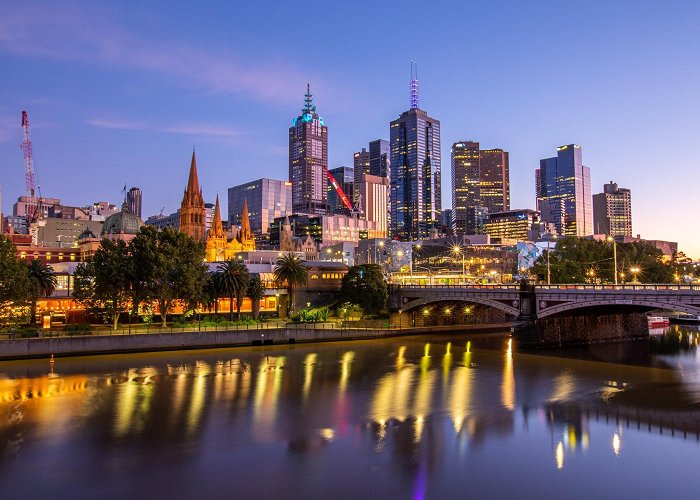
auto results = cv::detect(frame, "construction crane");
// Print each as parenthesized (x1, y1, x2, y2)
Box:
(20, 110, 43, 222)
(323, 166, 353, 212)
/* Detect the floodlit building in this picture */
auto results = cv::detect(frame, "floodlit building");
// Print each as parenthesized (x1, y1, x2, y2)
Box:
(593, 181, 632, 237)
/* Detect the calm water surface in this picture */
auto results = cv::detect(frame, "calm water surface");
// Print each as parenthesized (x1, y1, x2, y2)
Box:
(1, 327, 700, 499)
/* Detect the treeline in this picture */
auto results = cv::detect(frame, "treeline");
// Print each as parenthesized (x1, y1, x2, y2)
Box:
(530, 236, 695, 284)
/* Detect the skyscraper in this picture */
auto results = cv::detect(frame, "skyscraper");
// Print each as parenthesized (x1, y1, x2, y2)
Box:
(289, 84, 328, 215)
(352, 148, 370, 205)
(359, 174, 389, 234)
(390, 63, 441, 240)
(179, 150, 206, 241)
(593, 181, 632, 236)
(479, 149, 510, 213)
(127, 187, 142, 218)
(451, 141, 481, 234)
(228, 178, 292, 234)
(535, 144, 593, 236)
(369, 139, 390, 178)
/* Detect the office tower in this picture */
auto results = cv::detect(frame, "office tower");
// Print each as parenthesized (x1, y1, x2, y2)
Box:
(441, 208, 453, 236)
(359, 174, 389, 234)
(352, 148, 370, 205)
(127, 187, 142, 217)
(484, 209, 540, 241)
(451, 141, 482, 234)
(593, 181, 632, 236)
(389, 63, 441, 240)
(479, 149, 510, 213)
(369, 139, 390, 177)
(228, 178, 292, 234)
(535, 144, 592, 236)
(289, 84, 328, 215)
(179, 150, 206, 241)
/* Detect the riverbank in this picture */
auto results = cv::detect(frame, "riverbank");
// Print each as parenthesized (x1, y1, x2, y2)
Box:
(0, 323, 512, 361)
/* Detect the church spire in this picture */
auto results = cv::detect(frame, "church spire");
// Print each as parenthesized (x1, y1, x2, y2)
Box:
(210, 194, 224, 237)
(186, 149, 200, 195)
(240, 196, 252, 239)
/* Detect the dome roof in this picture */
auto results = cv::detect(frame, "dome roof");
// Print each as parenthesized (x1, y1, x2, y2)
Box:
(101, 203, 144, 236)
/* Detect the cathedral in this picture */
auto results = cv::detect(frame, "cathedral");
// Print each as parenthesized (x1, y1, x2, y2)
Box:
(179, 150, 255, 261)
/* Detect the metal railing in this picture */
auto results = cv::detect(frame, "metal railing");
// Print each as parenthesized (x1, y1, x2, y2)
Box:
(394, 283, 700, 291)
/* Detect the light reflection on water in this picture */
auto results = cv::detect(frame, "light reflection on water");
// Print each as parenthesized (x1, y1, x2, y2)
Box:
(0, 329, 699, 498)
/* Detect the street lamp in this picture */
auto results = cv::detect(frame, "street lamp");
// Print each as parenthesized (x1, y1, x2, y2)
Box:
(452, 244, 465, 285)
(546, 235, 557, 285)
(411, 243, 422, 279)
(630, 266, 641, 284)
(607, 236, 618, 285)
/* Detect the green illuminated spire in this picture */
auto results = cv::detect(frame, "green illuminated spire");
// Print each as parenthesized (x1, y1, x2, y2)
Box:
(303, 83, 316, 114)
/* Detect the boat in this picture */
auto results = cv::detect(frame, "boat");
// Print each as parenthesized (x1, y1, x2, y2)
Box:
(647, 316, 670, 328)
(670, 314, 700, 324)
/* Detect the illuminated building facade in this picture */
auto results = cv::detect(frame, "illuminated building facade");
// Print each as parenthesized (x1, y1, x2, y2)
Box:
(390, 107, 441, 240)
(479, 149, 510, 213)
(228, 178, 292, 235)
(359, 174, 389, 234)
(327, 166, 354, 214)
(179, 150, 206, 241)
(593, 181, 632, 237)
(451, 141, 482, 234)
(484, 209, 540, 242)
(205, 195, 255, 262)
(289, 85, 328, 215)
(352, 148, 370, 205)
(536, 144, 593, 236)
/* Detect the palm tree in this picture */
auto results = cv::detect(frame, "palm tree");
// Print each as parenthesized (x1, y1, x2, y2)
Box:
(273, 253, 308, 317)
(247, 274, 266, 320)
(217, 260, 250, 321)
(27, 259, 57, 325)
(201, 272, 222, 319)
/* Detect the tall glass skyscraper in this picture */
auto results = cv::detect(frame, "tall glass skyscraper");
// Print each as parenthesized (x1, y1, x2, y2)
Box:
(479, 149, 510, 213)
(451, 141, 481, 234)
(289, 85, 328, 215)
(228, 178, 292, 235)
(352, 148, 370, 205)
(389, 69, 441, 240)
(369, 139, 390, 178)
(328, 166, 354, 214)
(536, 144, 593, 236)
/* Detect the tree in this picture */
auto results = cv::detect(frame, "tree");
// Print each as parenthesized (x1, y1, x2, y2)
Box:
(201, 272, 223, 319)
(273, 253, 308, 316)
(26, 259, 57, 325)
(0, 236, 30, 327)
(531, 236, 674, 284)
(218, 260, 250, 320)
(73, 239, 132, 329)
(247, 274, 266, 319)
(130, 226, 208, 326)
(339, 264, 388, 317)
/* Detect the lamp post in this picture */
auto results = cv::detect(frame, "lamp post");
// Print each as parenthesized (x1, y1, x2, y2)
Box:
(452, 245, 465, 285)
(411, 243, 421, 279)
(607, 236, 618, 285)
(546, 236, 557, 285)
(630, 266, 641, 284)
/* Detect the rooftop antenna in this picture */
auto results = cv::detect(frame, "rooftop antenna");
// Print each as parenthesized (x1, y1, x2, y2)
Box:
(410, 61, 419, 109)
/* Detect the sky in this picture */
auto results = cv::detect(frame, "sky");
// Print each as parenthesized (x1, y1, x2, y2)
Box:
(1, 0, 699, 258)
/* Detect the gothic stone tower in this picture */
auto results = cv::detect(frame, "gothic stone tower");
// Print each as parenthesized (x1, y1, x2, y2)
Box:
(180, 150, 206, 241)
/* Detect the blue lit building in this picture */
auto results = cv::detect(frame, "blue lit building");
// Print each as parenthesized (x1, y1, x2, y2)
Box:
(389, 68, 441, 240)
(536, 144, 593, 236)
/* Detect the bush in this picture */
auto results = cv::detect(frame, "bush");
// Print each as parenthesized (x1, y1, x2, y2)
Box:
(291, 308, 329, 323)
(64, 323, 93, 336)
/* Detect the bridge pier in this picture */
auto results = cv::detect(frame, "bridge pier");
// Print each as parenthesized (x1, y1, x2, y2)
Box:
(513, 310, 649, 348)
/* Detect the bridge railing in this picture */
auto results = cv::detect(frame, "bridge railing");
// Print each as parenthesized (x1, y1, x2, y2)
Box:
(392, 283, 700, 291)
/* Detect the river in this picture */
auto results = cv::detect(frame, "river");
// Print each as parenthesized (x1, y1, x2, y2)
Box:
(1, 326, 699, 499)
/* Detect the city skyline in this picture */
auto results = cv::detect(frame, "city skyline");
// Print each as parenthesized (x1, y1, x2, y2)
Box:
(1, 1, 699, 256)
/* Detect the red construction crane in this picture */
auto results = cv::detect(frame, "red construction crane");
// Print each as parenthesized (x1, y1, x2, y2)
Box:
(20, 111, 36, 197)
(323, 166, 353, 212)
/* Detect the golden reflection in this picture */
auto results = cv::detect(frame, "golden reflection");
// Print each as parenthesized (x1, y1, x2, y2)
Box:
(414, 415, 424, 443)
(320, 428, 335, 440)
(339, 351, 355, 392)
(567, 426, 577, 451)
(449, 350, 473, 434)
(466, 340, 471, 353)
(549, 371, 575, 402)
(187, 361, 210, 433)
(421, 343, 431, 374)
(442, 342, 453, 384)
(303, 353, 317, 400)
(252, 356, 286, 441)
(501, 338, 516, 411)
(396, 345, 407, 371)
(582, 431, 590, 450)
(369, 367, 415, 423)
(556, 441, 565, 470)
(0, 374, 88, 403)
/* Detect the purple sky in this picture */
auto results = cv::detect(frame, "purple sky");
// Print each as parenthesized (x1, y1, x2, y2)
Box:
(1, 1, 699, 258)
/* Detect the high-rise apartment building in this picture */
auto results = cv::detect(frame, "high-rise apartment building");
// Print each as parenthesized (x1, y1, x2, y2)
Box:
(228, 178, 292, 234)
(593, 181, 632, 237)
(451, 141, 481, 234)
(359, 174, 389, 234)
(127, 187, 142, 218)
(289, 85, 328, 215)
(327, 166, 354, 214)
(352, 148, 370, 205)
(479, 149, 510, 213)
(535, 144, 592, 236)
(390, 65, 441, 240)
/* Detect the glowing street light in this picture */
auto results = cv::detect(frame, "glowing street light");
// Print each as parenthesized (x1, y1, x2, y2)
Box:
(607, 236, 618, 285)
(452, 244, 465, 285)
(630, 266, 641, 284)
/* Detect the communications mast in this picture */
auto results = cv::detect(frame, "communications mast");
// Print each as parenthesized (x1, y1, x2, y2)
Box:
(20, 111, 36, 198)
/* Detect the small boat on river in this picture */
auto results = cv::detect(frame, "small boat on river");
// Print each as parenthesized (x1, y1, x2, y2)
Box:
(670, 314, 700, 325)
(647, 316, 670, 328)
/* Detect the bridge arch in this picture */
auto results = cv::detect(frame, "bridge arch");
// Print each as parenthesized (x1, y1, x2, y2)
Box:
(400, 296, 520, 317)
(538, 299, 700, 318)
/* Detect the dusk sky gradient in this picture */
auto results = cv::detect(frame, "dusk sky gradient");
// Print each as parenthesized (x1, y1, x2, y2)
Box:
(1, 0, 699, 257)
